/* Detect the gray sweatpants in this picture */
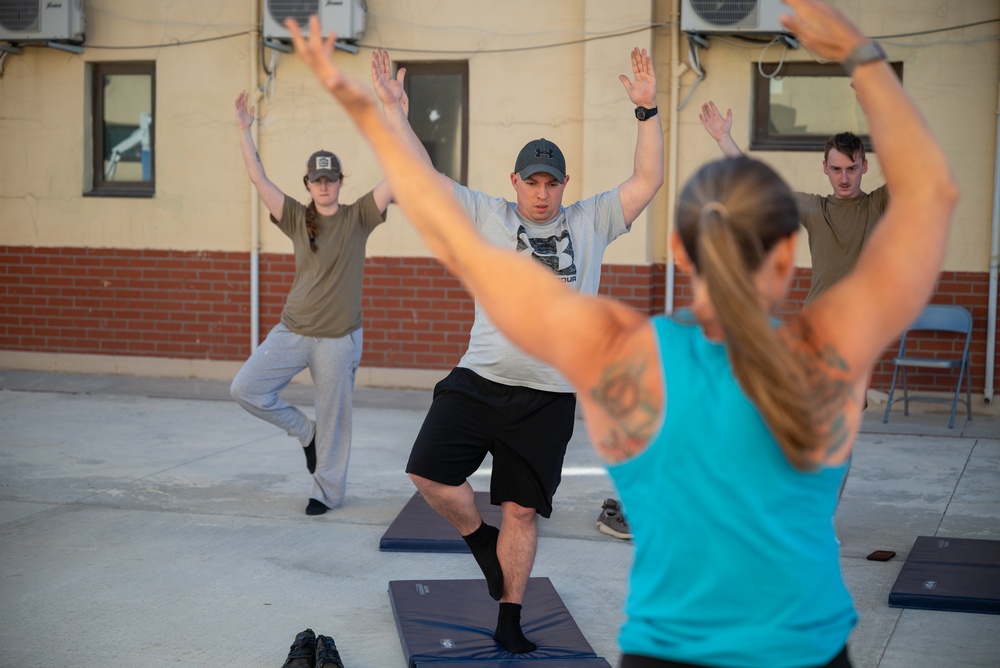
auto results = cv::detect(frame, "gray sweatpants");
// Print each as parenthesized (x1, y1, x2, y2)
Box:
(230, 322, 363, 509)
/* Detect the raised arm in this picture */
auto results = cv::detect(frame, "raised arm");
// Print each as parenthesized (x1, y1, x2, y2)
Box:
(234, 90, 286, 220)
(371, 48, 453, 189)
(785, 0, 958, 380)
(618, 48, 665, 225)
(288, 18, 662, 463)
(698, 100, 744, 158)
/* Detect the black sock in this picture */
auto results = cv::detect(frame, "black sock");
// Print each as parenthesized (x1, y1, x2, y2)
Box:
(494, 602, 536, 654)
(463, 522, 504, 600)
(303, 437, 316, 474)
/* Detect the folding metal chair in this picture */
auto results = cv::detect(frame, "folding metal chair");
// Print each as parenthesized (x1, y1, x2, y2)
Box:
(882, 304, 973, 429)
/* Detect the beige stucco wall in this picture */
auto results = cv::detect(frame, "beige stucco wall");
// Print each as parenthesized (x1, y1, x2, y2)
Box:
(0, 0, 664, 259)
(1, 0, 997, 272)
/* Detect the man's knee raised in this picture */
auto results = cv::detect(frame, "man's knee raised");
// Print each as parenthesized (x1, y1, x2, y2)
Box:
(502, 502, 537, 524)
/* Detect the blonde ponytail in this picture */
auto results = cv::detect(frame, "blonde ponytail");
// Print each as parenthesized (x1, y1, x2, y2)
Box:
(678, 158, 819, 470)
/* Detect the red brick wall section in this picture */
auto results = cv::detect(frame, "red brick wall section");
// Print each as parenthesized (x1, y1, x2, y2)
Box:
(598, 263, 667, 314)
(1, 247, 251, 359)
(873, 272, 993, 394)
(671, 267, 994, 394)
(1, 246, 995, 395)
(360, 257, 475, 369)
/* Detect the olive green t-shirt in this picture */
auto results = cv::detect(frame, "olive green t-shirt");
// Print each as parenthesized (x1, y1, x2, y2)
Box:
(795, 183, 889, 303)
(271, 192, 385, 338)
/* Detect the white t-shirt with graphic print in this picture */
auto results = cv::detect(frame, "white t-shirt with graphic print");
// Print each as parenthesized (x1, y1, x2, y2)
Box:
(453, 183, 628, 393)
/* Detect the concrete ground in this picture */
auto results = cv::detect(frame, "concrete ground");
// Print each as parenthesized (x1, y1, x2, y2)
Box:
(0, 369, 998, 667)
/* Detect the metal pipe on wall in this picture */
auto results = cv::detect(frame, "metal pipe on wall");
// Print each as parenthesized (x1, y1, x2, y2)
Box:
(664, 0, 681, 315)
(984, 78, 1000, 403)
(248, 4, 261, 352)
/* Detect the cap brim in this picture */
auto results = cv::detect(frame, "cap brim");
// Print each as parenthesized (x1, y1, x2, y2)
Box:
(307, 170, 341, 182)
(517, 165, 565, 181)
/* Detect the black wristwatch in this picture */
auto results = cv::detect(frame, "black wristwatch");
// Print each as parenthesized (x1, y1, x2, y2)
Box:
(635, 106, 658, 121)
(844, 40, 887, 75)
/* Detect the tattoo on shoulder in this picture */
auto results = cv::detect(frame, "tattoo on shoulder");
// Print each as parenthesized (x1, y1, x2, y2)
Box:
(590, 355, 659, 460)
(784, 317, 856, 461)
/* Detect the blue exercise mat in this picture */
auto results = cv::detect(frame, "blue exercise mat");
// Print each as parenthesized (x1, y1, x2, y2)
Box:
(410, 662, 613, 668)
(388, 577, 612, 667)
(380, 491, 503, 553)
(888, 535, 1000, 614)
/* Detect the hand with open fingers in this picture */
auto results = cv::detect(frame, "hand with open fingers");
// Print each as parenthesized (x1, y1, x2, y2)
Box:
(234, 90, 254, 130)
(779, 0, 868, 63)
(619, 47, 657, 109)
(285, 16, 376, 114)
(371, 49, 407, 108)
(698, 101, 732, 142)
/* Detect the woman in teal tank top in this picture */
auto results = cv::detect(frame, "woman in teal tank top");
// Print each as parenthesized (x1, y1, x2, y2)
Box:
(285, 0, 959, 665)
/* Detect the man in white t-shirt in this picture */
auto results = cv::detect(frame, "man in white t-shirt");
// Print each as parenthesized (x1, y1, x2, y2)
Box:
(372, 47, 664, 653)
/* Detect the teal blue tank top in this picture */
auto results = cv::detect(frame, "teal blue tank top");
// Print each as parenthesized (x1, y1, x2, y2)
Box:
(607, 313, 856, 667)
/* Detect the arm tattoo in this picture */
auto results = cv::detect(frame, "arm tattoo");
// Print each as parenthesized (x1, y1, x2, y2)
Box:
(590, 355, 659, 460)
(254, 151, 261, 164)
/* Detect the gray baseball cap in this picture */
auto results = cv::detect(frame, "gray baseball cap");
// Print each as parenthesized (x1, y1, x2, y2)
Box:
(306, 150, 342, 181)
(514, 138, 566, 181)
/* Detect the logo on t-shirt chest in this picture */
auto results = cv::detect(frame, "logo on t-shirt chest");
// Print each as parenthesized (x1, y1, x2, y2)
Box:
(515, 225, 578, 281)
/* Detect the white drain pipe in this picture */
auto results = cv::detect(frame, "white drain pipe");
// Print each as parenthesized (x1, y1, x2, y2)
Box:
(248, 4, 261, 352)
(984, 80, 999, 403)
(664, 0, 681, 315)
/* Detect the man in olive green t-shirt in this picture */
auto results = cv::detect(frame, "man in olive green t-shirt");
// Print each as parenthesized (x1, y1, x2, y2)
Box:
(699, 100, 889, 303)
(699, 101, 890, 494)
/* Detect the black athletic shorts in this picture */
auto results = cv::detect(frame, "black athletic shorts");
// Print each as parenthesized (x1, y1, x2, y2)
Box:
(405, 367, 577, 518)
(620, 646, 852, 668)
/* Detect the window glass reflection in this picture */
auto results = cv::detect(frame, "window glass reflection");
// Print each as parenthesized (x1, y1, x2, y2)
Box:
(102, 74, 153, 182)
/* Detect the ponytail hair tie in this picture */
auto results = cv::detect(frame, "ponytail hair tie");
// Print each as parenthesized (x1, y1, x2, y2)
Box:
(701, 201, 729, 218)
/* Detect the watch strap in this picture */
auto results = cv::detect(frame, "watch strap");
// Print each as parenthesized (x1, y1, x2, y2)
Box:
(635, 106, 658, 121)
(844, 40, 886, 75)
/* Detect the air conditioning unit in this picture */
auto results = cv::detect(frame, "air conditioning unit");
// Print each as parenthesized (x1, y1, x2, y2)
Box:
(263, 0, 367, 43)
(681, 0, 786, 34)
(0, 0, 85, 42)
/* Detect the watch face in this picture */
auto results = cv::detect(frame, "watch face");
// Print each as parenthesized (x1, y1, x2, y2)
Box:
(635, 106, 656, 121)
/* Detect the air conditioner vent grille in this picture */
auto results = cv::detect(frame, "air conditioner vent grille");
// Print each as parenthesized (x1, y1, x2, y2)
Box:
(266, 0, 316, 28)
(262, 0, 366, 43)
(0, 0, 40, 33)
(689, 0, 758, 28)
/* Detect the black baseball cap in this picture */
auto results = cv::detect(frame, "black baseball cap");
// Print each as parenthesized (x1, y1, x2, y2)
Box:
(514, 138, 566, 181)
(306, 150, 342, 181)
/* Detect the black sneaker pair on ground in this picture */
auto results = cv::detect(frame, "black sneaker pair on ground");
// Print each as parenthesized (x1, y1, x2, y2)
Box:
(281, 628, 344, 668)
(596, 498, 632, 540)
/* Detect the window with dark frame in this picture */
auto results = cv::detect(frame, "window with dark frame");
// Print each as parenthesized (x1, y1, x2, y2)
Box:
(400, 61, 469, 185)
(89, 61, 155, 197)
(750, 61, 903, 152)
